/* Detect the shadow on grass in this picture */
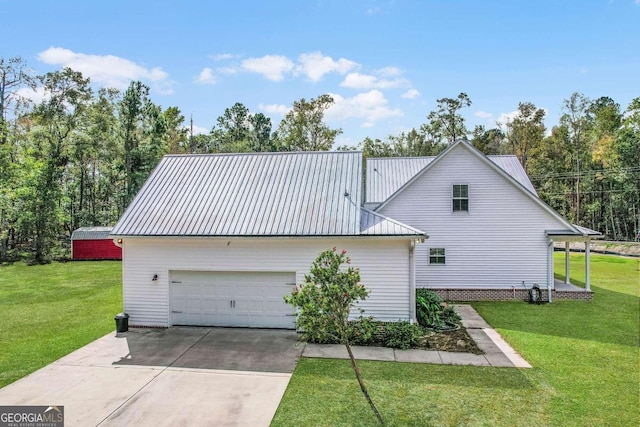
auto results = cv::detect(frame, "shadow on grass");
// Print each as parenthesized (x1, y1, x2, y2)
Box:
(297, 358, 536, 391)
(473, 285, 640, 348)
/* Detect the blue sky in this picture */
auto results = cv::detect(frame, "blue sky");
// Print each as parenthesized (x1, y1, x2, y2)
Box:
(2, 0, 639, 146)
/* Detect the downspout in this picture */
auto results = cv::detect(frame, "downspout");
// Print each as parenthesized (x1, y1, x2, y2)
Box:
(409, 239, 416, 323)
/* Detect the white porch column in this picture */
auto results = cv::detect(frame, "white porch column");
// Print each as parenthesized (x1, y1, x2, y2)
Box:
(585, 240, 591, 291)
(547, 239, 554, 302)
(409, 240, 417, 322)
(565, 241, 571, 284)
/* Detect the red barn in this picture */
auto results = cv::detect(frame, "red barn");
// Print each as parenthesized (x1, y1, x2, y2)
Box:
(71, 227, 122, 260)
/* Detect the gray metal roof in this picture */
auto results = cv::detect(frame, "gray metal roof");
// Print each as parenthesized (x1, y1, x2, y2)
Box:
(71, 226, 114, 240)
(366, 154, 537, 203)
(488, 156, 537, 195)
(360, 209, 427, 236)
(547, 224, 602, 238)
(366, 157, 434, 205)
(111, 151, 425, 238)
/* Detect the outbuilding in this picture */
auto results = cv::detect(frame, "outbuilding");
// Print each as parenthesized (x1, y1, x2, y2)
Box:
(71, 226, 122, 260)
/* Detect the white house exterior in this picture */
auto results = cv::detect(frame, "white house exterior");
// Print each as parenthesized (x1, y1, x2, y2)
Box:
(111, 151, 425, 329)
(367, 139, 600, 301)
(112, 141, 599, 329)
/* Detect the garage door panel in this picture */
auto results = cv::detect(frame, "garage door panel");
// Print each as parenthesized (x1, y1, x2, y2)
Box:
(170, 271, 295, 329)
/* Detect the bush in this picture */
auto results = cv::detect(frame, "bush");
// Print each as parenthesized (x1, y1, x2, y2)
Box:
(349, 317, 379, 346)
(382, 321, 423, 350)
(416, 289, 445, 328)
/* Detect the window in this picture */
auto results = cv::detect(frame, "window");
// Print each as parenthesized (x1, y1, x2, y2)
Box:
(453, 184, 468, 212)
(429, 248, 445, 264)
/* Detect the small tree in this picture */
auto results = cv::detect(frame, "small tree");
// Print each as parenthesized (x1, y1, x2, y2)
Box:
(284, 248, 384, 425)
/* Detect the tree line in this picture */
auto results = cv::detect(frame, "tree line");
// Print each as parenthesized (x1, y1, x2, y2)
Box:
(1, 57, 638, 263)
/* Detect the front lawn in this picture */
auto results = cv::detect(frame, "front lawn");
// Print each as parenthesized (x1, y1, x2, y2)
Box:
(272, 253, 640, 426)
(0, 261, 122, 388)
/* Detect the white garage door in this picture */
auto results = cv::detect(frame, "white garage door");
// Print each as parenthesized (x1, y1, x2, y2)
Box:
(169, 271, 296, 329)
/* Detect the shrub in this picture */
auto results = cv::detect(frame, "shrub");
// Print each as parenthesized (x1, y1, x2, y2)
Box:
(349, 317, 379, 346)
(382, 321, 423, 350)
(416, 289, 445, 328)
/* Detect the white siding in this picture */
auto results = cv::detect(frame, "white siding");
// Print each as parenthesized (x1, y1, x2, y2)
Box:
(122, 237, 410, 327)
(379, 144, 568, 289)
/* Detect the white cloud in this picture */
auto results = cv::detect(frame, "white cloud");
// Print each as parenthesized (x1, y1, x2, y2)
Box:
(16, 86, 47, 105)
(366, 6, 381, 14)
(295, 51, 359, 82)
(211, 53, 238, 61)
(258, 103, 290, 116)
(340, 72, 408, 89)
(377, 66, 402, 77)
(37, 47, 173, 94)
(325, 90, 403, 128)
(496, 110, 520, 130)
(191, 124, 210, 135)
(474, 110, 493, 119)
(216, 66, 239, 75)
(401, 89, 420, 99)
(241, 55, 294, 81)
(195, 68, 216, 84)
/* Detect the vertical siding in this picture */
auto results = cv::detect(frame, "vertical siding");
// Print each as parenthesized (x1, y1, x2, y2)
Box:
(122, 237, 410, 326)
(379, 144, 568, 289)
(72, 240, 122, 260)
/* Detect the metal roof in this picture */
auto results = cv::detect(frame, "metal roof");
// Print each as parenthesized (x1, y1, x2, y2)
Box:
(360, 209, 427, 237)
(111, 151, 425, 238)
(366, 157, 434, 205)
(573, 224, 602, 237)
(366, 154, 537, 203)
(488, 156, 537, 195)
(71, 226, 114, 240)
(547, 224, 603, 238)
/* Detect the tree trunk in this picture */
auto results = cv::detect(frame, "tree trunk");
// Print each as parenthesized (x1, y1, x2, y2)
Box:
(344, 343, 384, 425)
(0, 208, 7, 261)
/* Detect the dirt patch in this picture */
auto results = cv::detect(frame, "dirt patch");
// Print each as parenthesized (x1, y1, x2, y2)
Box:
(417, 326, 484, 354)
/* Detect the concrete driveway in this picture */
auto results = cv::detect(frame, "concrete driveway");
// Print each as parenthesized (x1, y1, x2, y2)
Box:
(0, 327, 303, 426)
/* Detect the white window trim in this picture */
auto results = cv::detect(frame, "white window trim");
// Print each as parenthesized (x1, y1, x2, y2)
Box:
(429, 248, 446, 265)
(452, 184, 469, 213)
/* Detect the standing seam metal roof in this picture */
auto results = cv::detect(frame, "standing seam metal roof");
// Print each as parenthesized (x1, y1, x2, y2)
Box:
(366, 154, 537, 203)
(111, 151, 425, 237)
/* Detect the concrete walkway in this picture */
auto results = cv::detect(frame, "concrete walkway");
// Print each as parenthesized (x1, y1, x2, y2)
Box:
(302, 305, 531, 368)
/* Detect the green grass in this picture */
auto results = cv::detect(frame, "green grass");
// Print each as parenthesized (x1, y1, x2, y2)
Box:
(0, 261, 122, 388)
(272, 253, 640, 426)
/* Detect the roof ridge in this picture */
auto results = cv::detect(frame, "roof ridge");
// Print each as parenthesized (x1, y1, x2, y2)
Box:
(368, 156, 435, 160)
(164, 150, 362, 158)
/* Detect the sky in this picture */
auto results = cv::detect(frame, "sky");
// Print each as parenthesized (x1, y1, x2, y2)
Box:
(2, 0, 639, 147)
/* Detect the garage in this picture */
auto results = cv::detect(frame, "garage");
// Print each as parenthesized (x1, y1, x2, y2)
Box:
(169, 271, 297, 329)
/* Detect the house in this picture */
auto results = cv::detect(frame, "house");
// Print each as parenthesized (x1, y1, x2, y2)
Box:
(110, 152, 426, 328)
(71, 226, 122, 260)
(366, 139, 600, 301)
(111, 140, 599, 329)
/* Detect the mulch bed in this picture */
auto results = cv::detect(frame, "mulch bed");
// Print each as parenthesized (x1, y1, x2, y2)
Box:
(417, 325, 483, 354)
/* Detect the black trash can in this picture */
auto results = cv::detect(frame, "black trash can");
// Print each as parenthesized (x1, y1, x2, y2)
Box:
(114, 313, 129, 333)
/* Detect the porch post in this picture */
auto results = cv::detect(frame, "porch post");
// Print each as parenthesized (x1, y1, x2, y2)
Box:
(565, 241, 571, 284)
(409, 240, 417, 322)
(547, 238, 554, 302)
(585, 240, 591, 291)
